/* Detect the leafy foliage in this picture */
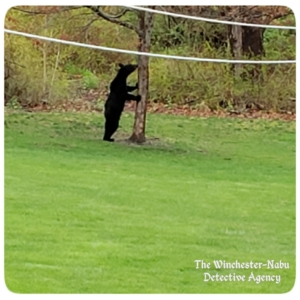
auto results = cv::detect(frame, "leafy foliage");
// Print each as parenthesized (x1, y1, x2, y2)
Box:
(4, 6, 295, 112)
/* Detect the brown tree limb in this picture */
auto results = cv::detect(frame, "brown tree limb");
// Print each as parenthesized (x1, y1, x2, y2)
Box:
(66, 12, 96, 22)
(13, 6, 83, 15)
(85, 6, 141, 35)
(77, 18, 100, 32)
(104, 7, 131, 19)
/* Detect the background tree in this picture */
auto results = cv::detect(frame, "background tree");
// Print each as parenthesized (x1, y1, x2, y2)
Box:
(150, 5, 294, 108)
(157, 6, 293, 53)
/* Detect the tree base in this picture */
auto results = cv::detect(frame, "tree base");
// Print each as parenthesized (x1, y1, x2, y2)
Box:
(129, 133, 146, 144)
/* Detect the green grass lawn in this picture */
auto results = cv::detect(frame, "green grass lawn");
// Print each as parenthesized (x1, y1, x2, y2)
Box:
(4, 110, 295, 293)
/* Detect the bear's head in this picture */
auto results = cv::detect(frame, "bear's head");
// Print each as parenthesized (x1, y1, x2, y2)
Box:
(118, 63, 138, 77)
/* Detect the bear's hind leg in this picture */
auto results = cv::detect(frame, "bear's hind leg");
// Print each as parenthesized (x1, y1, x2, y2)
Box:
(103, 118, 119, 142)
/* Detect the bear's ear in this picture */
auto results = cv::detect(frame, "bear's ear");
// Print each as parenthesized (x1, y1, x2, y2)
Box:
(118, 63, 124, 68)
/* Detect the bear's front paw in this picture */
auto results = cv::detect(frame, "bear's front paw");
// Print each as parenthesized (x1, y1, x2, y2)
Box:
(135, 82, 139, 89)
(136, 95, 141, 102)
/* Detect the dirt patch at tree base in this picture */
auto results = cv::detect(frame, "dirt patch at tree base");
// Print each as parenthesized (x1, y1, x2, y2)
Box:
(115, 137, 161, 146)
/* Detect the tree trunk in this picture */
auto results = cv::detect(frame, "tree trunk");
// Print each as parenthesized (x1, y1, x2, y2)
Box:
(242, 27, 265, 58)
(229, 25, 265, 78)
(129, 9, 154, 143)
(228, 5, 265, 79)
(229, 25, 264, 75)
(229, 24, 243, 77)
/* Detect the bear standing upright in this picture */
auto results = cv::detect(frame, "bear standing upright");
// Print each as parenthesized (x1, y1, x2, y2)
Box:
(103, 63, 141, 142)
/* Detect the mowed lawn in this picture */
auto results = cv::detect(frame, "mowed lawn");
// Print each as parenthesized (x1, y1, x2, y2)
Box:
(4, 110, 295, 293)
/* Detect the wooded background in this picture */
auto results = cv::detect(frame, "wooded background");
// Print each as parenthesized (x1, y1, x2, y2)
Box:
(5, 6, 295, 115)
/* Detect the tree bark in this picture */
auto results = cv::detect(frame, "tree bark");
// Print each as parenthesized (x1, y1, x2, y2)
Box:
(229, 25, 265, 79)
(228, 5, 265, 79)
(242, 27, 265, 58)
(229, 24, 243, 77)
(129, 9, 154, 143)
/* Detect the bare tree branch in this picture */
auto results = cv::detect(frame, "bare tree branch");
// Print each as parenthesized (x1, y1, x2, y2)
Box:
(77, 18, 100, 33)
(66, 12, 96, 22)
(107, 8, 130, 19)
(85, 6, 141, 35)
(229, 6, 259, 21)
(13, 7, 39, 14)
(13, 6, 83, 15)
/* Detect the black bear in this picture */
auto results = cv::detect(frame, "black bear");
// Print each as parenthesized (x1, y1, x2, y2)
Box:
(103, 63, 141, 142)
